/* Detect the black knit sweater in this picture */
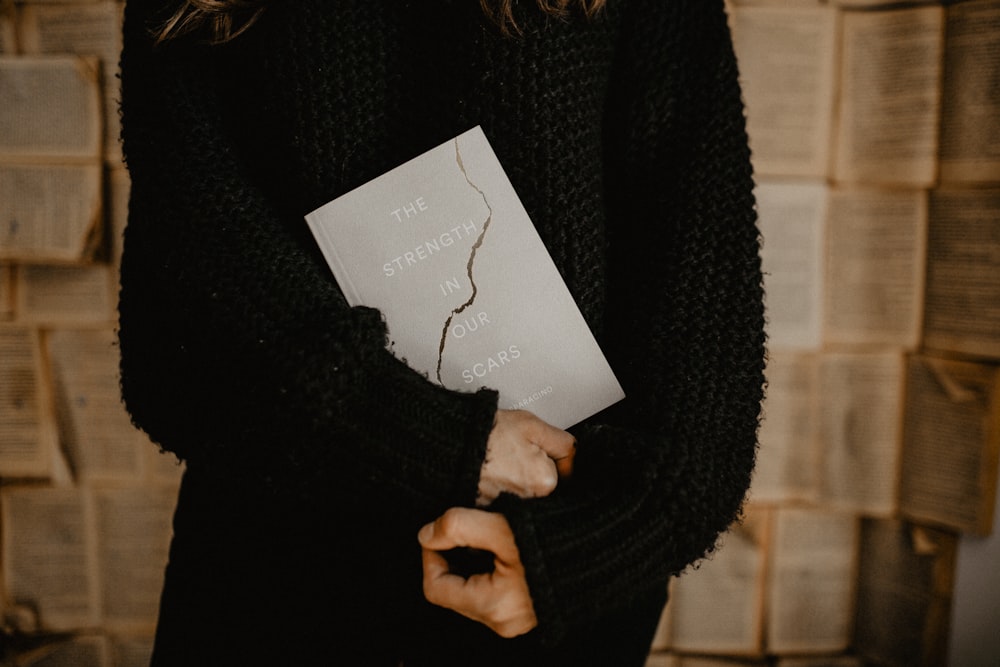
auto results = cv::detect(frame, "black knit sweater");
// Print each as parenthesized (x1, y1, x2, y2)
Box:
(118, 0, 764, 661)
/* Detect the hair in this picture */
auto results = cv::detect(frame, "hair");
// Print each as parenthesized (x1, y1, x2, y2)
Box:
(156, 0, 607, 44)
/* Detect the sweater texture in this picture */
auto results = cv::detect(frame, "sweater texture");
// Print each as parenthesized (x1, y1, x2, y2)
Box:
(117, 0, 766, 664)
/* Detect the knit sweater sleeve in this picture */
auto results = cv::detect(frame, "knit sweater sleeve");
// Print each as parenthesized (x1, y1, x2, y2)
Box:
(497, 0, 766, 641)
(116, 0, 498, 510)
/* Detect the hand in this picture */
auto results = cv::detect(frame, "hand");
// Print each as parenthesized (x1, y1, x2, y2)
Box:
(477, 409, 576, 506)
(419, 507, 537, 638)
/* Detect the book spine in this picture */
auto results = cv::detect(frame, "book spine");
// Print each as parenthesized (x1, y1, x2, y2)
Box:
(306, 216, 361, 305)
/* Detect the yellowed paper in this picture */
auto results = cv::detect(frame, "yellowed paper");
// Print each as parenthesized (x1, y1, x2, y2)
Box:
(1, 486, 99, 631)
(730, 5, 837, 178)
(817, 352, 905, 516)
(0, 163, 102, 262)
(94, 485, 176, 629)
(939, 0, 1000, 183)
(0, 325, 56, 477)
(46, 328, 146, 481)
(755, 180, 826, 350)
(752, 352, 820, 504)
(823, 187, 927, 349)
(833, 6, 944, 186)
(901, 355, 1000, 535)
(0, 55, 102, 161)
(19, 2, 125, 162)
(668, 510, 768, 655)
(854, 519, 956, 667)
(766, 507, 859, 653)
(17, 263, 116, 325)
(923, 188, 1000, 358)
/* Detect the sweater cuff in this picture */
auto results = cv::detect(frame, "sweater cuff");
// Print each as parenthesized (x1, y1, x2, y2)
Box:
(494, 495, 569, 646)
(352, 349, 500, 508)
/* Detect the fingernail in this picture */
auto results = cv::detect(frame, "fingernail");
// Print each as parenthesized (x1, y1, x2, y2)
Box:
(418, 522, 434, 545)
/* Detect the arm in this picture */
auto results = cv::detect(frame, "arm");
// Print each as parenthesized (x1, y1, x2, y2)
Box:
(117, 0, 498, 512)
(495, 0, 766, 641)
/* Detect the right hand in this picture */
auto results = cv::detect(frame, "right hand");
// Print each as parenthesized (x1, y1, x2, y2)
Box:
(419, 508, 537, 638)
(477, 409, 576, 506)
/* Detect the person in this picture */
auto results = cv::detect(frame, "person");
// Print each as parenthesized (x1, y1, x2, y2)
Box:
(116, 0, 766, 664)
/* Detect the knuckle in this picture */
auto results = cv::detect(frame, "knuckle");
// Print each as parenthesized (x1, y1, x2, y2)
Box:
(438, 508, 462, 535)
(536, 472, 557, 495)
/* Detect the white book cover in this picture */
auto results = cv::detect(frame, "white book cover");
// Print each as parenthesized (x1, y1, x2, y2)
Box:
(306, 126, 624, 429)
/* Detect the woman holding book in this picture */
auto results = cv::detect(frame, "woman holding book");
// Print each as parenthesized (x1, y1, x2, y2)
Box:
(117, 0, 765, 664)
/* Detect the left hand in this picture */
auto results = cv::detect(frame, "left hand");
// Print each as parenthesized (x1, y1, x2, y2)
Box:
(477, 409, 576, 507)
(418, 507, 537, 638)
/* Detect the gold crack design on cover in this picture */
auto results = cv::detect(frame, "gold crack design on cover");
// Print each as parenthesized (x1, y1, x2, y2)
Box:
(435, 138, 494, 382)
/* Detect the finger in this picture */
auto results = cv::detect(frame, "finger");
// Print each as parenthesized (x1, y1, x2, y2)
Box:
(418, 508, 519, 563)
(554, 443, 575, 478)
(523, 446, 558, 496)
(421, 548, 479, 610)
(421, 546, 453, 581)
(524, 414, 576, 461)
(422, 548, 500, 601)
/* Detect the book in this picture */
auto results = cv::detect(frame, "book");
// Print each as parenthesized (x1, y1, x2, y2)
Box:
(306, 126, 624, 429)
(831, 5, 944, 186)
(922, 188, 1000, 359)
(765, 508, 858, 654)
(667, 507, 768, 655)
(853, 518, 956, 667)
(900, 355, 1000, 536)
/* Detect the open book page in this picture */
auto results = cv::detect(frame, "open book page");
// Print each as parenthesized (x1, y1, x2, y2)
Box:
(730, 1, 826, 6)
(142, 445, 184, 484)
(777, 659, 863, 667)
(938, 0, 1000, 183)
(0, 163, 103, 262)
(15, 636, 111, 667)
(675, 658, 768, 667)
(766, 508, 859, 653)
(0, 55, 102, 161)
(922, 188, 1000, 358)
(668, 509, 768, 655)
(832, 0, 939, 6)
(1, 486, 99, 631)
(817, 352, 905, 516)
(19, 2, 125, 162)
(643, 654, 679, 667)
(0, 1, 14, 53)
(94, 485, 176, 629)
(46, 329, 145, 482)
(0, 325, 56, 478)
(901, 355, 1000, 536)
(0, 262, 13, 319)
(729, 4, 837, 178)
(752, 352, 820, 505)
(823, 187, 927, 349)
(648, 582, 673, 651)
(17, 264, 116, 325)
(854, 519, 956, 667)
(755, 180, 826, 351)
(107, 167, 130, 267)
(832, 5, 943, 186)
(111, 636, 156, 667)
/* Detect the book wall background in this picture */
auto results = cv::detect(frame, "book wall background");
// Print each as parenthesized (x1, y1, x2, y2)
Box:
(1, 1, 181, 665)
(0, 0, 997, 665)
(644, 1, 1000, 665)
